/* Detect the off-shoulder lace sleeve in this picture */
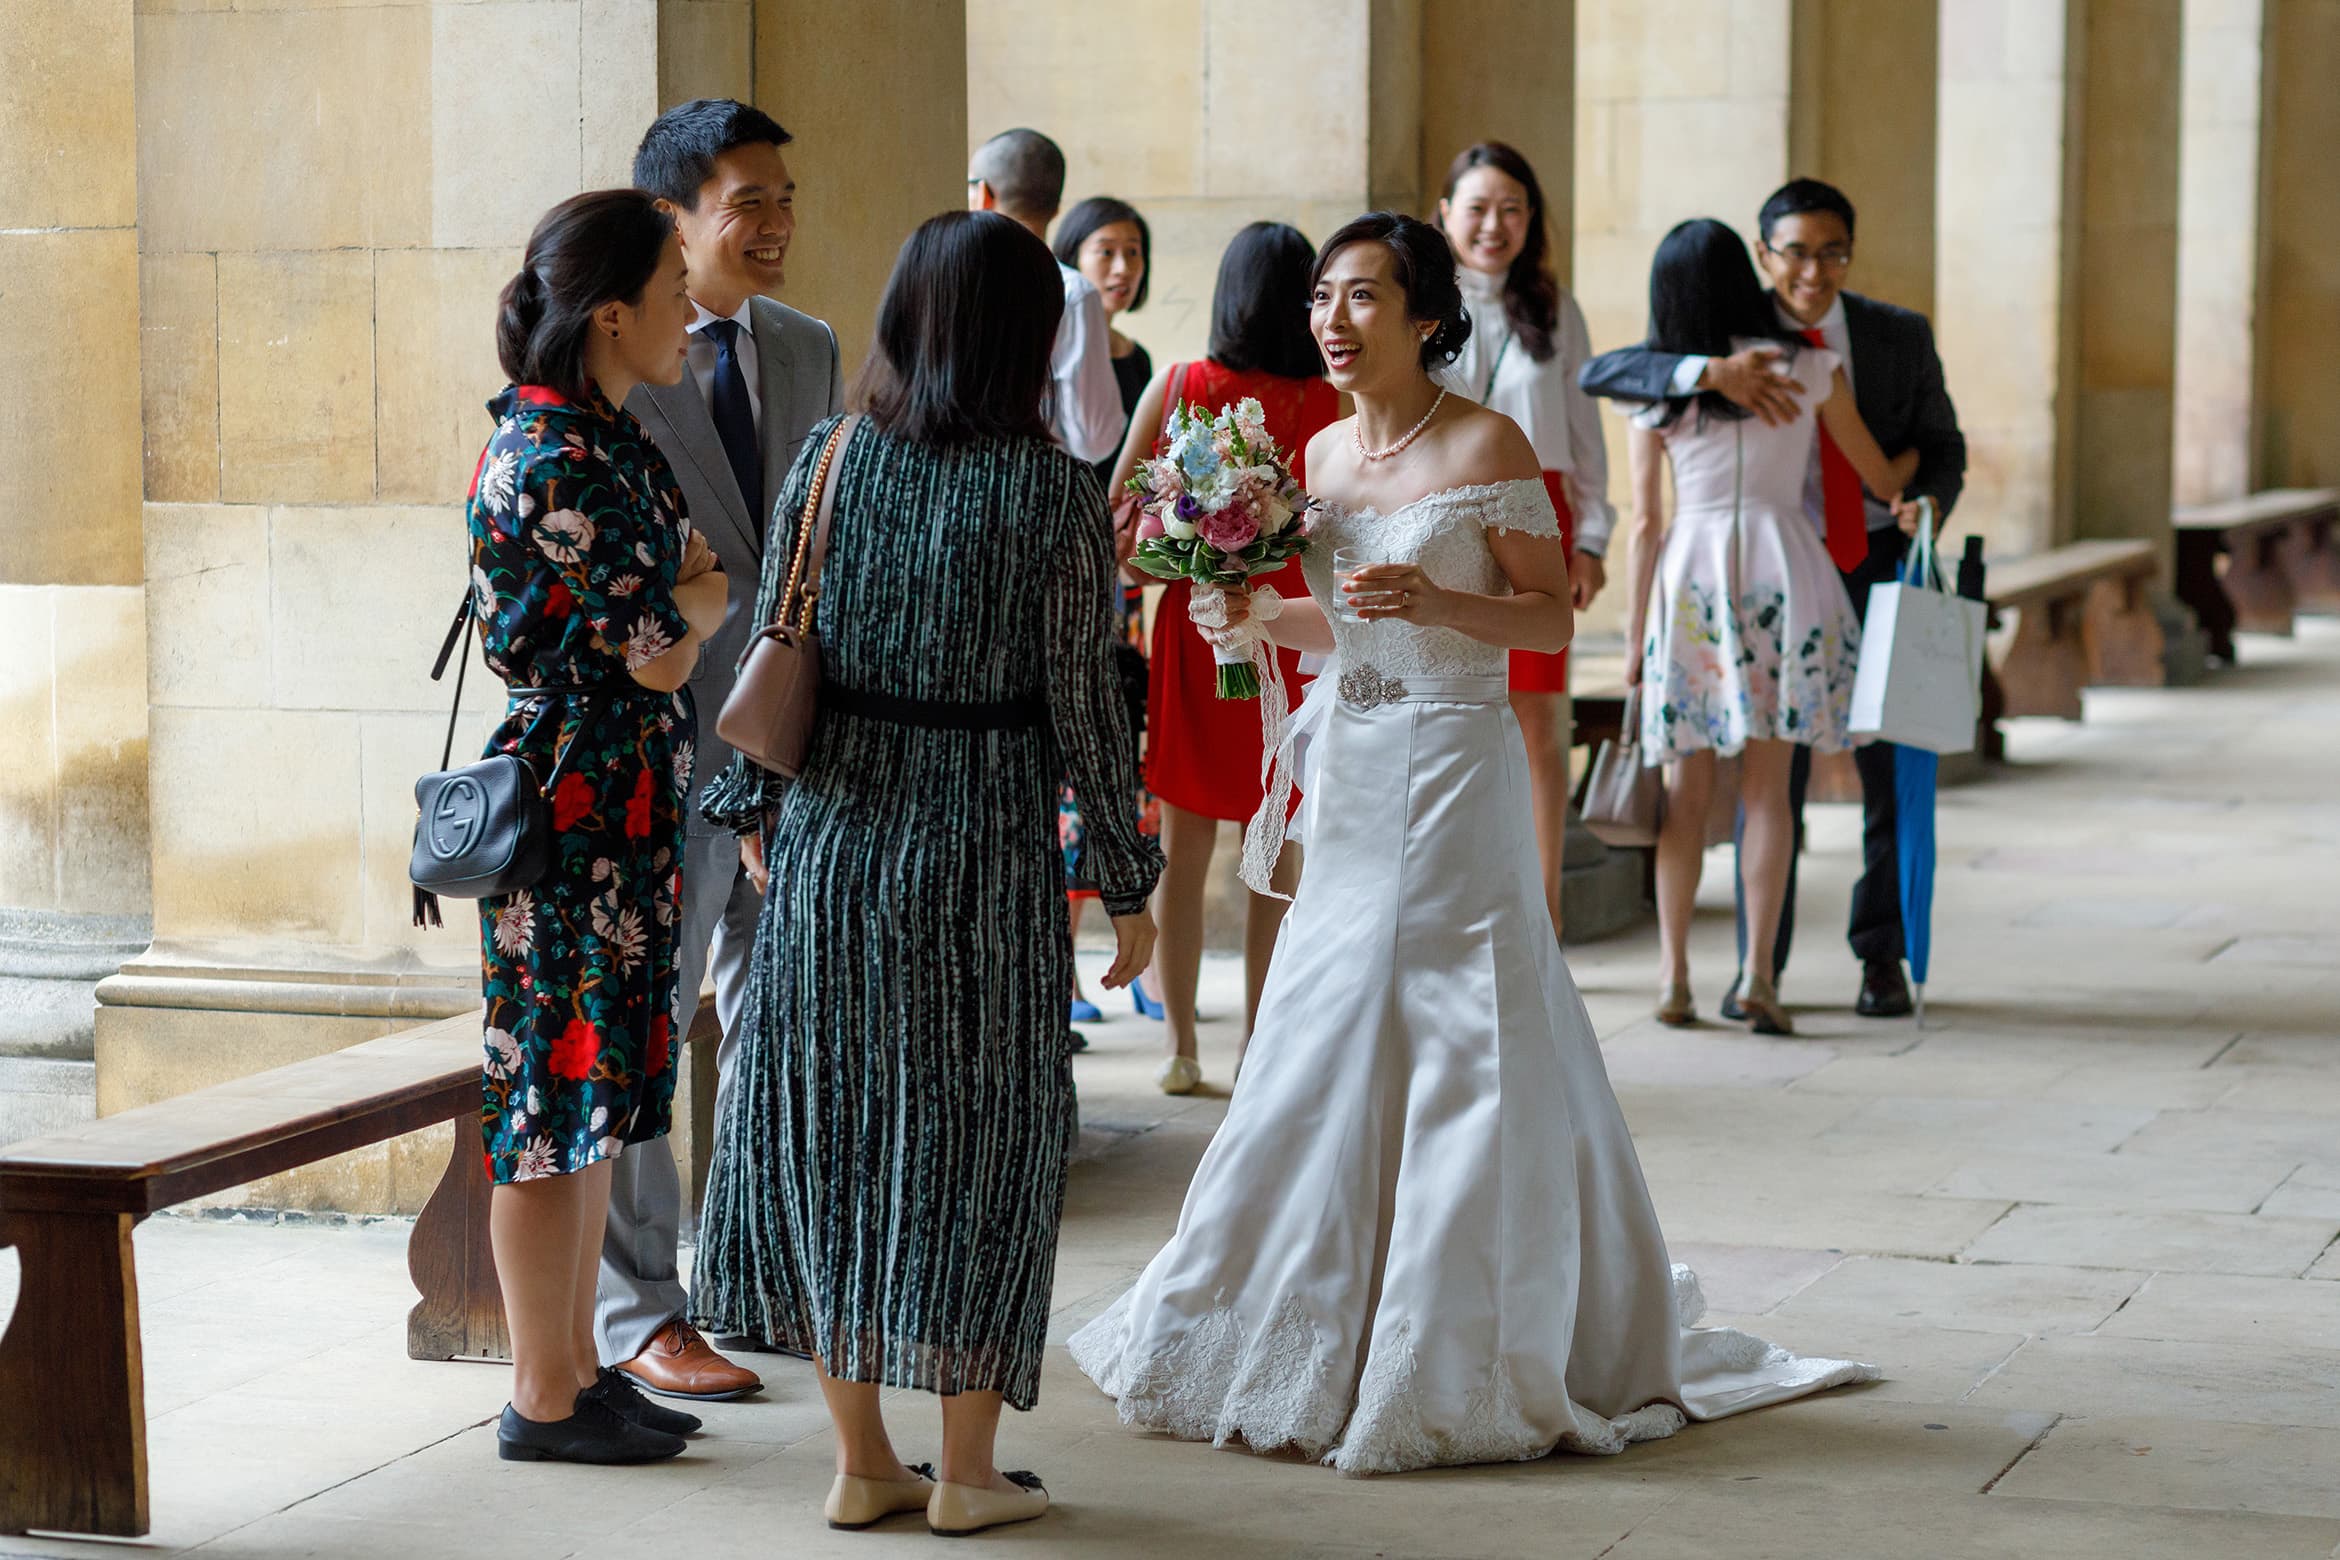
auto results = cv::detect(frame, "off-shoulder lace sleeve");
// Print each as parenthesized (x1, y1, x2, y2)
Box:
(1480, 476, 1563, 539)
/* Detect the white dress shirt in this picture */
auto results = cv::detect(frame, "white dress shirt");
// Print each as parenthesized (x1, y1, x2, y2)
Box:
(686, 298, 762, 436)
(1049, 263, 1125, 464)
(1438, 267, 1617, 556)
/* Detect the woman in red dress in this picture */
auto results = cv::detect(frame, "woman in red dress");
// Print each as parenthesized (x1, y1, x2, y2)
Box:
(1108, 222, 1338, 1095)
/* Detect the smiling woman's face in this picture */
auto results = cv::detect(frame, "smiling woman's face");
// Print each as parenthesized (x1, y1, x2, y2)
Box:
(1440, 165, 1530, 278)
(1311, 241, 1429, 396)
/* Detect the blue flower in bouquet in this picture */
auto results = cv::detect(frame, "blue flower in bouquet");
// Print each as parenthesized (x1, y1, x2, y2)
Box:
(1171, 420, 1222, 484)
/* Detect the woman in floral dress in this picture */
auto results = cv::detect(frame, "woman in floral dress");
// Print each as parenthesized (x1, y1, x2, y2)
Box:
(463, 190, 728, 1464)
(1621, 218, 1915, 1036)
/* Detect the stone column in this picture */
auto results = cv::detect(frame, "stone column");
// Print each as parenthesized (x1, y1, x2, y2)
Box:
(0, 0, 150, 1146)
(1790, 0, 1940, 318)
(2257, 0, 2340, 488)
(100, 1, 954, 1213)
(2172, 0, 2269, 504)
(756, 0, 970, 369)
(1935, 0, 2186, 558)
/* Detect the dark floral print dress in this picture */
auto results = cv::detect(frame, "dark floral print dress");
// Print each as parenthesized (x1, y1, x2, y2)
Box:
(466, 383, 695, 1185)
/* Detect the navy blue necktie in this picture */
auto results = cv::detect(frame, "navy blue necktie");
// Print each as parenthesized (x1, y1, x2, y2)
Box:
(700, 318, 764, 538)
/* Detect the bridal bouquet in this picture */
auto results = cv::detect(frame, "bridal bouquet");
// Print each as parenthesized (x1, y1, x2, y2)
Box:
(1126, 396, 1312, 699)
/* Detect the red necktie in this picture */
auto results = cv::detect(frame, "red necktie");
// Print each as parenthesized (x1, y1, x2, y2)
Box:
(1801, 327, 1869, 572)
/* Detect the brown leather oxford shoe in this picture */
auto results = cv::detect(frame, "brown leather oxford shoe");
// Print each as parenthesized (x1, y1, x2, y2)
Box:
(615, 1319, 762, 1401)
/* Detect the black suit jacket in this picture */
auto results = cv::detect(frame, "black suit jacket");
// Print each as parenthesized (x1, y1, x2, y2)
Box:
(1577, 291, 1966, 520)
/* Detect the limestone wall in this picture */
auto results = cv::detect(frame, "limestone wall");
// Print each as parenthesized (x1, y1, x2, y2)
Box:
(0, 0, 149, 926)
(2173, 0, 2267, 504)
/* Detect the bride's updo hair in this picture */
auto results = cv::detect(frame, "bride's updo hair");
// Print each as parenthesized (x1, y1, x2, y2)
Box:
(1310, 212, 1473, 370)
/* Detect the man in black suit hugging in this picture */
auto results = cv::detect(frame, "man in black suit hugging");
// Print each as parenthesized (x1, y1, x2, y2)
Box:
(1579, 179, 1966, 1020)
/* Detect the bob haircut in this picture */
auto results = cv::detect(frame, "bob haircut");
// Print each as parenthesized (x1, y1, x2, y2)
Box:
(1208, 221, 1321, 381)
(856, 210, 1064, 446)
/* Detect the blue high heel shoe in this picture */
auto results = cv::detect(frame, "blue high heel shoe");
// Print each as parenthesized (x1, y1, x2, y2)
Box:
(1131, 978, 1166, 1022)
(1069, 998, 1104, 1025)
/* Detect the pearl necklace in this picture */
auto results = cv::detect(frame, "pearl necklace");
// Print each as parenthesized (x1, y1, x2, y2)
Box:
(1354, 388, 1447, 462)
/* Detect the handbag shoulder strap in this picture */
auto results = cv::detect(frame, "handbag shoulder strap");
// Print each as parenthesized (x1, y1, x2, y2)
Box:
(773, 414, 859, 635)
(797, 413, 862, 627)
(1160, 362, 1189, 451)
(432, 591, 473, 772)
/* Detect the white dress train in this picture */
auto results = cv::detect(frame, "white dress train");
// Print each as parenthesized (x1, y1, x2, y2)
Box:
(1067, 478, 1877, 1475)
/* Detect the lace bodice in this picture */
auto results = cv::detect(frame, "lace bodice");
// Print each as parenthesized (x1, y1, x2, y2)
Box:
(1301, 478, 1562, 679)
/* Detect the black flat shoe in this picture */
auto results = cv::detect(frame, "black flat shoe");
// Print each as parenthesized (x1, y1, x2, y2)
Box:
(497, 1395, 686, 1464)
(588, 1367, 701, 1436)
(1719, 976, 1747, 1022)
(1856, 958, 1914, 1018)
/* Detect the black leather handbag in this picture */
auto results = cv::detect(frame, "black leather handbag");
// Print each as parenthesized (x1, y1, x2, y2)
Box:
(408, 593, 599, 927)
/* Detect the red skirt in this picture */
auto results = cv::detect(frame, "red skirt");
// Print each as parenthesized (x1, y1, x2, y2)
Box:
(1145, 564, 1310, 823)
(1508, 471, 1576, 694)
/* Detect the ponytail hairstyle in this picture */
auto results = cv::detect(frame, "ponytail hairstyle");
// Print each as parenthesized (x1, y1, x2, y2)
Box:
(1310, 211, 1473, 370)
(496, 188, 675, 402)
(1440, 141, 1560, 364)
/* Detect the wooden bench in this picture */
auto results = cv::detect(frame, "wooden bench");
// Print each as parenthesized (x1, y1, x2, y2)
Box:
(1984, 539, 2164, 720)
(0, 997, 713, 1539)
(2173, 487, 2340, 661)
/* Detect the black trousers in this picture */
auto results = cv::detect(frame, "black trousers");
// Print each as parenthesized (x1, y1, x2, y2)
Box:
(1733, 526, 1910, 980)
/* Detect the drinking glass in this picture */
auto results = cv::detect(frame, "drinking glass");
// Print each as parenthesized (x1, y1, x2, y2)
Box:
(1332, 546, 1382, 623)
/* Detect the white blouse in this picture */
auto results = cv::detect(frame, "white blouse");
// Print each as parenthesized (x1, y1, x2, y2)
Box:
(1438, 266, 1617, 557)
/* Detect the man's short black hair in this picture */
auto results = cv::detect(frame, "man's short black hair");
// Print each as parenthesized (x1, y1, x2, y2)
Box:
(969, 129, 1067, 223)
(1758, 178, 1856, 243)
(633, 99, 792, 210)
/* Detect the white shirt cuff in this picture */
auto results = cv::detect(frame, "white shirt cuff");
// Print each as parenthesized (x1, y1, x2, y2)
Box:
(1669, 356, 1708, 397)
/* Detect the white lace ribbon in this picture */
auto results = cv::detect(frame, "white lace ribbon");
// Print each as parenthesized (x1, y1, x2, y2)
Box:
(1192, 583, 1300, 899)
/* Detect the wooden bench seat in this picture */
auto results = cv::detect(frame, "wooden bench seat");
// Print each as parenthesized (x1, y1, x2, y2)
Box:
(1984, 538, 2163, 719)
(0, 997, 712, 1539)
(2173, 487, 2340, 661)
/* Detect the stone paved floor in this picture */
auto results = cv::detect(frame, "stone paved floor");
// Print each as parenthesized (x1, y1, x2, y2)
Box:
(7, 622, 2339, 1559)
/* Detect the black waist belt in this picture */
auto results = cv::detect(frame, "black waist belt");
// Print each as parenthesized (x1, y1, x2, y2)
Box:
(826, 684, 1048, 731)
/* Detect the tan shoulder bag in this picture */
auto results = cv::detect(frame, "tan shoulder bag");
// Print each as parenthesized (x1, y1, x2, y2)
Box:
(714, 414, 860, 778)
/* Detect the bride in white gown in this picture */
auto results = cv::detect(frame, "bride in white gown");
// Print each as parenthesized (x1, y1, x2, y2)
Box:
(1068, 214, 1877, 1475)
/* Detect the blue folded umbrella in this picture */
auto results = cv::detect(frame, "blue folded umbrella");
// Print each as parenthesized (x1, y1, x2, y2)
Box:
(1894, 745, 1939, 1027)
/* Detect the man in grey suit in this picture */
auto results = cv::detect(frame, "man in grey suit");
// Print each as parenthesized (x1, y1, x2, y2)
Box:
(600, 98, 843, 1401)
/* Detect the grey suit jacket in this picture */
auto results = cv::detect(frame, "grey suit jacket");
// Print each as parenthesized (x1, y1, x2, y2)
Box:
(627, 296, 843, 835)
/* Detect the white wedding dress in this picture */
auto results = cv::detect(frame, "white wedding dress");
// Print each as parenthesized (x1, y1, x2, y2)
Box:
(1068, 478, 1877, 1475)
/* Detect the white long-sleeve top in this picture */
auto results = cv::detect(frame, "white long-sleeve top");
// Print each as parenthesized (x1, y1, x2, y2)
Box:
(1438, 267, 1617, 556)
(1047, 263, 1126, 464)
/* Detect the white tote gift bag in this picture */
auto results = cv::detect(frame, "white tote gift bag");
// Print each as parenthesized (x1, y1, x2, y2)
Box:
(1847, 503, 1987, 755)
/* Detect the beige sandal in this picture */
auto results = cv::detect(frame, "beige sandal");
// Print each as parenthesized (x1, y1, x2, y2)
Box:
(1740, 981, 1795, 1036)
(1655, 982, 1697, 1027)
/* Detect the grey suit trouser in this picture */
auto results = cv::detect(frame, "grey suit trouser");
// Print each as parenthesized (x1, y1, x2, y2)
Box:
(595, 825, 760, 1365)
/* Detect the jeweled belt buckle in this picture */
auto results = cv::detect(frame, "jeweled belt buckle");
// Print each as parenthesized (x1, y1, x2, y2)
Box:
(1338, 664, 1407, 710)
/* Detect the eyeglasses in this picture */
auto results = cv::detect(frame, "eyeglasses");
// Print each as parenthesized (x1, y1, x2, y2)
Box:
(1764, 242, 1853, 270)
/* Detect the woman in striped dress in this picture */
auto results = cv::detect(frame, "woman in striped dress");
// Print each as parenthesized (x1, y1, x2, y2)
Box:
(693, 210, 1161, 1538)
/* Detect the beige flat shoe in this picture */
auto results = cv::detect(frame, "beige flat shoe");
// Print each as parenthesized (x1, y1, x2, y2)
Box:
(824, 1462, 935, 1531)
(928, 1471, 1049, 1538)
(1740, 982, 1795, 1037)
(1156, 1054, 1203, 1095)
(1655, 982, 1697, 1027)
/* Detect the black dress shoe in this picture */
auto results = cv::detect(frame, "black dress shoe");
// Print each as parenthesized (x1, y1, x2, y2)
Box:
(1856, 958, 1914, 1018)
(588, 1367, 702, 1436)
(1719, 976, 1747, 1023)
(497, 1395, 686, 1464)
(710, 1333, 812, 1360)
